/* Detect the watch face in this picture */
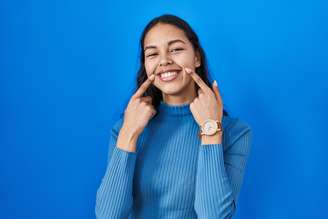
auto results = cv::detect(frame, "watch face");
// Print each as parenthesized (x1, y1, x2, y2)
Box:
(203, 120, 218, 135)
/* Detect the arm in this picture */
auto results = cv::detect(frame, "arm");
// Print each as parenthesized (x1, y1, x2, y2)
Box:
(95, 119, 138, 219)
(194, 120, 252, 219)
(95, 73, 156, 218)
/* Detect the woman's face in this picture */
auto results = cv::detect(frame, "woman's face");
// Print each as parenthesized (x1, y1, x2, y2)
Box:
(143, 23, 201, 96)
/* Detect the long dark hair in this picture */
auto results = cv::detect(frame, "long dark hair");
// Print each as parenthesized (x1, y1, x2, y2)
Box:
(121, 14, 228, 118)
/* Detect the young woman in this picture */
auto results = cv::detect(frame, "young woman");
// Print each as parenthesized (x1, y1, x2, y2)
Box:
(95, 14, 252, 219)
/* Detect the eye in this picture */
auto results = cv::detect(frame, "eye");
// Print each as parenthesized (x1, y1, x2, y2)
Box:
(146, 53, 158, 58)
(170, 48, 184, 53)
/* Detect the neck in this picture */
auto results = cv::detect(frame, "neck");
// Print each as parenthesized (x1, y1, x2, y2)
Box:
(162, 82, 197, 105)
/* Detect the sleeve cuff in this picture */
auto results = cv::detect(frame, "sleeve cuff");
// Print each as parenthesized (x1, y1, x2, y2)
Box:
(105, 146, 137, 177)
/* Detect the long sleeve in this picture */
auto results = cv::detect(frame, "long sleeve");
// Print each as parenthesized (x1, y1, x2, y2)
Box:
(194, 121, 252, 219)
(95, 119, 137, 219)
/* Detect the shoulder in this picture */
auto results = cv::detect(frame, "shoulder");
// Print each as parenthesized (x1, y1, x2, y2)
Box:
(222, 115, 252, 137)
(222, 115, 252, 148)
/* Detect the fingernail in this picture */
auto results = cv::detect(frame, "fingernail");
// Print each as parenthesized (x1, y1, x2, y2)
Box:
(149, 74, 155, 80)
(213, 80, 218, 87)
(185, 68, 191, 74)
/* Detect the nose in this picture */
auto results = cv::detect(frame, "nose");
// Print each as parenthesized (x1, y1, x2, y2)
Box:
(158, 57, 173, 67)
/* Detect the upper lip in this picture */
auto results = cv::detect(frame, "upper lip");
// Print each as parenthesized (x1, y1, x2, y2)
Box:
(156, 68, 181, 75)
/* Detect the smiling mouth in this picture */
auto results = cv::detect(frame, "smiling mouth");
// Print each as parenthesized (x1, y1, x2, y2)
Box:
(158, 70, 181, 82)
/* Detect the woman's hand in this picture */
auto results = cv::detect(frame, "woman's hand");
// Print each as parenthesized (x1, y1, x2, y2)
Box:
(184, 67, 223, 126)
(117, 74, 156, 152)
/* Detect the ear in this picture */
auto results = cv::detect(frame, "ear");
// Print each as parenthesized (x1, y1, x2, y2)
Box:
(194, 50, 201, 68)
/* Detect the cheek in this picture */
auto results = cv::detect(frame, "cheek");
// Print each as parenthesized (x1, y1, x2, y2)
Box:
(172, 54, 195, 68)
(144, 61, 157, 76)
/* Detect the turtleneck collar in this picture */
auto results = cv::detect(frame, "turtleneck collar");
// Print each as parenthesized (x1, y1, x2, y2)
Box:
(158, 100, 192, 116)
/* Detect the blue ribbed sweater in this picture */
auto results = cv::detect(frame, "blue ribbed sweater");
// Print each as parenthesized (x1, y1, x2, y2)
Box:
(95, 101, 252, 219)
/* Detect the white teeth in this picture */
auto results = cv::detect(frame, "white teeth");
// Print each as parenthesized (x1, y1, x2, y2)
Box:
(160, 71, 177, 78)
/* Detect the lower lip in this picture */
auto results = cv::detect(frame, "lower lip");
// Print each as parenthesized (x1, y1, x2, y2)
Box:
(158, 71, 180, 82)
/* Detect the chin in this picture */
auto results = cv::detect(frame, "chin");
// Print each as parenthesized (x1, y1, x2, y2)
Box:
(157, 83, 187, 96)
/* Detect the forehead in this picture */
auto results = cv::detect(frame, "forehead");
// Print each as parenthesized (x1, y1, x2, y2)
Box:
(144, 23, 189, 48)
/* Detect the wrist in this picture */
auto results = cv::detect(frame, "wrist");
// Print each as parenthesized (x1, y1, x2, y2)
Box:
(198, 118, 223, 144)
(116, 126, 139, 152)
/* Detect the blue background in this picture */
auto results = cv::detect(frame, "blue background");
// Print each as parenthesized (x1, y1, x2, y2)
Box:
(1, 0, 327, 218)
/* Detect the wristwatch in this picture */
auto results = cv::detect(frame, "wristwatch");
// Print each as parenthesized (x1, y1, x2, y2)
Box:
(198, 119, 223, 139)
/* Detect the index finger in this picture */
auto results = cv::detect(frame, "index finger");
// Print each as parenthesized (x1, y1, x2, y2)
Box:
(132, 74, 155, 99)
(184, 67, 211, 93)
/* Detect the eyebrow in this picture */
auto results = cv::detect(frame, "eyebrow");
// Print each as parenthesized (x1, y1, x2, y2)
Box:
(144, 39, 186, 52)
